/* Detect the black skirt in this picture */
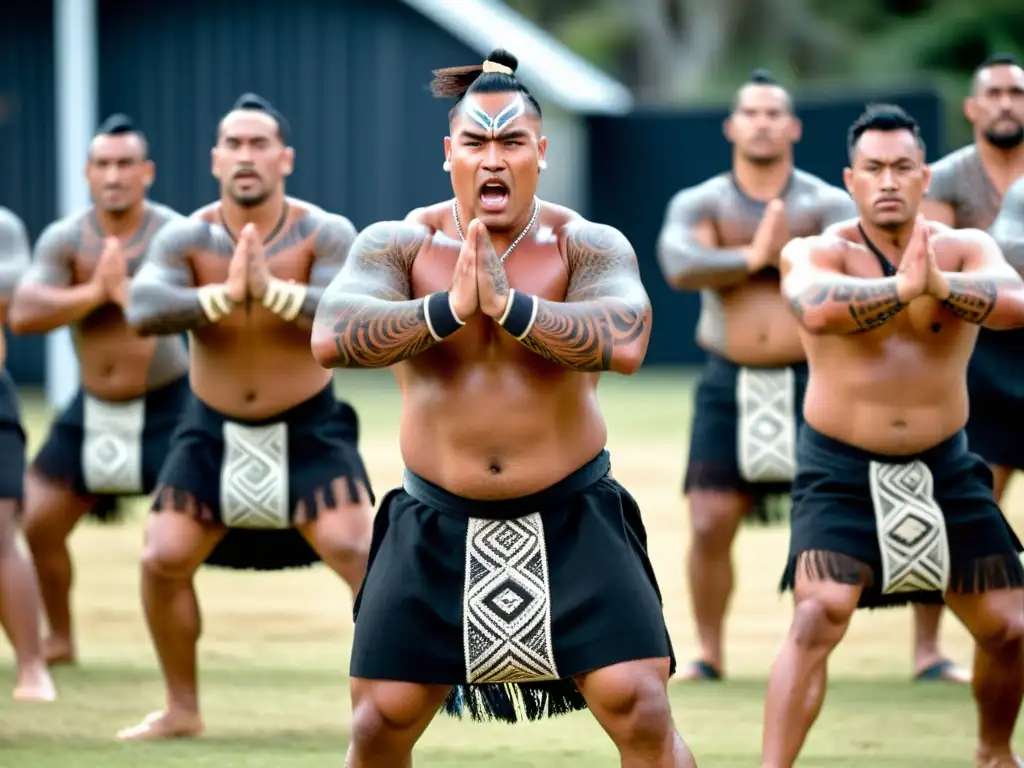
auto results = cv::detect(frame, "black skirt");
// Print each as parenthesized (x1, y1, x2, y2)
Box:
(349, 450, 675, 724)
(780, 424, 1024, 609)
(684, 351, 809, 522)
(31, 375, 192, 522)
(151, 385, 373, 571)
(0, 369, 26, 514)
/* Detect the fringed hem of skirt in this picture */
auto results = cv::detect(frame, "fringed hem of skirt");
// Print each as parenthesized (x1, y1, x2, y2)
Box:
(441, 680, 588, 724)
(779, 549, 1024, 609)
(683, 465, 789, 526)
(29, 467, 129, 524)
(150, 486, 322, 571)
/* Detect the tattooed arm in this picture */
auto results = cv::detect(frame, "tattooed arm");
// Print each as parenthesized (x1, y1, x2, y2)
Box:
(931, 228, 1024, 329)
(127, 218, 222, 336)
(991, 177, 1024, 275)
(656, 184, 754, 290)
(485, 220, 651, 374)
(7, 218, 108, 334)
(311, 220, 438, 368)
(273, 212, 357, 332)
(0, 208, 31, 320)
(781, 236, 908, 335)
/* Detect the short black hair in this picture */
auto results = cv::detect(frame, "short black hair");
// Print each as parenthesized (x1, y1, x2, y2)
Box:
(430, 48, 542, 124)
(972, 52, 1022, 91)
(91, 113, 148, 159)
(732, 68, 793, 113)
(847, 103, 926, 162)
(220, 92, 291, 143)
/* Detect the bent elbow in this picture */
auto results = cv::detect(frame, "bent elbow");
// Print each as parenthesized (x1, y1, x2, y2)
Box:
(656, 250, 698, 291)
(609, 340, 648, 376)
(310, 328, 341, 369)
(6, 301, 42, 335)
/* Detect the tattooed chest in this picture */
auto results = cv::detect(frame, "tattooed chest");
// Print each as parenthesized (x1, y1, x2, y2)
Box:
(71, 244, 150, 281)
(714, 212, 821, 245)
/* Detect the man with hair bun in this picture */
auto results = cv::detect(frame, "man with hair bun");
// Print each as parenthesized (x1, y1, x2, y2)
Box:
(8, 113, 190, 669)
(313, 49, 696, 767)
(763, 102, 1024, 768)
(118, 92, 374, 741)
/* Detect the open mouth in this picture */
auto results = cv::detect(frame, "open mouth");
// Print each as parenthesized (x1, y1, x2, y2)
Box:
(234, 170, 259, 182)
(479, 180, 509, 212)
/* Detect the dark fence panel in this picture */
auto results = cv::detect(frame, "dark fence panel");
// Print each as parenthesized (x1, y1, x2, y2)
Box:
(1, 3, 56, 385)
(98, 0, 479, 227)
(586, 90, 944, 366)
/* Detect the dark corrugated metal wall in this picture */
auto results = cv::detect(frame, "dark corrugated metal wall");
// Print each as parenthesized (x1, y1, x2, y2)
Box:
(98, 0, 480, 226)
(1, 3, 56, 384)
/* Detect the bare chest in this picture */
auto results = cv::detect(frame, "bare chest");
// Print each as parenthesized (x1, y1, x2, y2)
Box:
(191, 246, 313, 285)
(715, 209, 822, 247)
(70, 239, 149, 283)
(409, 242, 569, 365)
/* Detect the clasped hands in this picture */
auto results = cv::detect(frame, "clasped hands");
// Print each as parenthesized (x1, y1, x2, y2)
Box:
(894, 216, 949, 304)
(91, 237, 130, 309)
(447, 218, 514, 322)
(200, 223, 305, 323)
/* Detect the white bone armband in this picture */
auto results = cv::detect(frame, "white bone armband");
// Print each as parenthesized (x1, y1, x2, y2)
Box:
(263, 277, 308, 321)
(196, 284, 235, 323)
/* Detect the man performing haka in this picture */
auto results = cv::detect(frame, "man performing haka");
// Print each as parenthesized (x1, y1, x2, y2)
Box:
(921, 53, 1024, 504)
(763, 104, 1024, 768)
(0, 207, 54, 701)
(312, 49, 694, 767)
(7, 115, 190, 667)
(656, 70, 963, 684)
(117, 93, 374, 742)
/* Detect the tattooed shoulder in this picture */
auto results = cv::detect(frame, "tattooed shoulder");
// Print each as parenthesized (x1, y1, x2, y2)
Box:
(663, 175, 729, 227)
(562, 219, 647, 303)
(329, 220, 430, 301)
(310, 210, 358, 261)
(142, 217, 213, 274)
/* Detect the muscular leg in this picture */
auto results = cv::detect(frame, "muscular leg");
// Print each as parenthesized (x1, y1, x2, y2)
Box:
(674, 490, 749, 680)
(761, 555, 861, 768)
(943, 588, 1024, 767)
(912, 603, 970, 683)
(21, 471, 99, 664)
(298, 479, 373, 598)
(0, 500, 54, 701)
(116, 511, 225, 741)
(576, 658, 696, 767)
(346, 678, 451, 767)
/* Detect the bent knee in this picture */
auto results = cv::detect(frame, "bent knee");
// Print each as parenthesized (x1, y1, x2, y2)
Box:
(350, 681, 446, 745)
(687, 491, 746, 550)
(584, 664, 673, 746)
(976, 615, 1024, 657)
(790, 595, 854, 650)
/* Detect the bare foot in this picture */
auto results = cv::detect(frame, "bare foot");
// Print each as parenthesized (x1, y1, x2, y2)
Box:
(116, 710, 204, 741)
(669, 660, 722, 683)
(12, 665, 57, 702)
(43, 637, 75, 666)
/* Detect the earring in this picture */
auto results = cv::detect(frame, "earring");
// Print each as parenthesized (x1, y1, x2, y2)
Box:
(443, 160, 452, 172)
(538, 159, 547, 170)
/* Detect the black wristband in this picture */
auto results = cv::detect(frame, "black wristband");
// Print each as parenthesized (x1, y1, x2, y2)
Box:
(424, 291, 465, 341)
(498, 289, 538, 340)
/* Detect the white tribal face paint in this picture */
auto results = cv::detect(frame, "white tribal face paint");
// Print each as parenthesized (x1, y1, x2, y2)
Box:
(463, 93, 527, 137)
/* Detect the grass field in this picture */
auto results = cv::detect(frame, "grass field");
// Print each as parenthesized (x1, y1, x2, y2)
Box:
(0, 368, 1020, 766)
